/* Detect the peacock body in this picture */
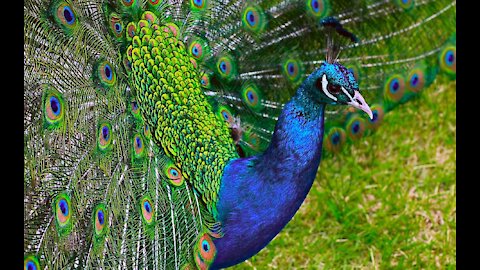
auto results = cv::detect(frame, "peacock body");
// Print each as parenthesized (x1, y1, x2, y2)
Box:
(24, 0, 456, 269)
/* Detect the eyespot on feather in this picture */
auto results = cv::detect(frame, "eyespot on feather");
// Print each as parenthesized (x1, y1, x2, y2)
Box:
(91, 203, 108, 251)
(216, 55, 237, 80)
(42, 87, 66, 129)
(51, 2, 78, 34)
(165, 162, 184, 187)
(132, 133, 146, 159)
(406, 67, 425, 93)
(242, 5, 266, 33)
(191, 0, 208, 11)
(109, 13, 124, 38)
(97, 122, 113, 152)
(24, 255, 41, 270)
(383, 74, 405, 103)
(439, 45, 456, 76)
(194, 233, 217, 270)
(140, 196, 155, 224)
(122, 0, 136, 7)
(346, 115, 366, 140)
(217, 106, 234, 124)
(200, 73, 211, 88)
(241, 83, 262, 111)
(324, 127, 346, 153)
(52, 192, 73, 237)
(305, 0, 329, 19)
(188, 38, 209, 61)
(94, 60, 117, 88)
(282, 58, 303, 83)
(144, 124, 151, 138)
(93, 204, 107, 236)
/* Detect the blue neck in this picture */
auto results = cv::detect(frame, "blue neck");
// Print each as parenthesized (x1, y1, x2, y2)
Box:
(212, 88, 326, 269)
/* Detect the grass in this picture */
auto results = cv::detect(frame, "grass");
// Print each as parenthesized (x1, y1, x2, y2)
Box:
(230, 78, 456, 269)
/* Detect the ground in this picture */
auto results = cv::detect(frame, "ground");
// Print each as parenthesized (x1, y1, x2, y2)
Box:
(231, 77, 456, 269)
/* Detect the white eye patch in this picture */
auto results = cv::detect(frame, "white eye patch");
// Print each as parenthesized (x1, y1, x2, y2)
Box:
(321, 74, 337, 101)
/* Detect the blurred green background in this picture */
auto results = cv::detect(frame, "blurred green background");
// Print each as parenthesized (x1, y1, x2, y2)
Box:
(231, 78, 456, 269)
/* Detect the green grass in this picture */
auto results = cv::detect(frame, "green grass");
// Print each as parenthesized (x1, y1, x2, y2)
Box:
(230, 78, 456, 269)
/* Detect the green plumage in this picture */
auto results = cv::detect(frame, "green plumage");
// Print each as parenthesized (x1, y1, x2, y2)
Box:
(24, 0, 456, 269)
(127, 17, 239, 218)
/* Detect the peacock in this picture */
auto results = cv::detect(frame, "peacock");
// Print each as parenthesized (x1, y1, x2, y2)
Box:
(24, 0, 456, 269)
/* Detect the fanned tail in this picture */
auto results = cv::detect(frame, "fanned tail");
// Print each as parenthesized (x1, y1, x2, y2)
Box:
(25, 0, 213, 269)
(24, 0, 456, 269)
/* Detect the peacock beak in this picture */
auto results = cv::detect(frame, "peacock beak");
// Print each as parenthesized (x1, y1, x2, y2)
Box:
(347, 90, 373, 120)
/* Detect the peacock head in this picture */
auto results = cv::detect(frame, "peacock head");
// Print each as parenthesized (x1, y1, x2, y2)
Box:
(304, 62, 373, 119)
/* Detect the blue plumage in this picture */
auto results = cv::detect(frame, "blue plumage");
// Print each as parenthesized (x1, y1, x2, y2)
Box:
(213, 62, 371, 268)
(214, 102, 325, 269)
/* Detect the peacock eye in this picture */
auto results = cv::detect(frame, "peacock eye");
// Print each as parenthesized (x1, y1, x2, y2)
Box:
(327, 83, 341, 94)
(315, 77, 323, 90)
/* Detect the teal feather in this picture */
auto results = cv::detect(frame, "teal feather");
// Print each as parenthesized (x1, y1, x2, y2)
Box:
(24, 0, 456, 268)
